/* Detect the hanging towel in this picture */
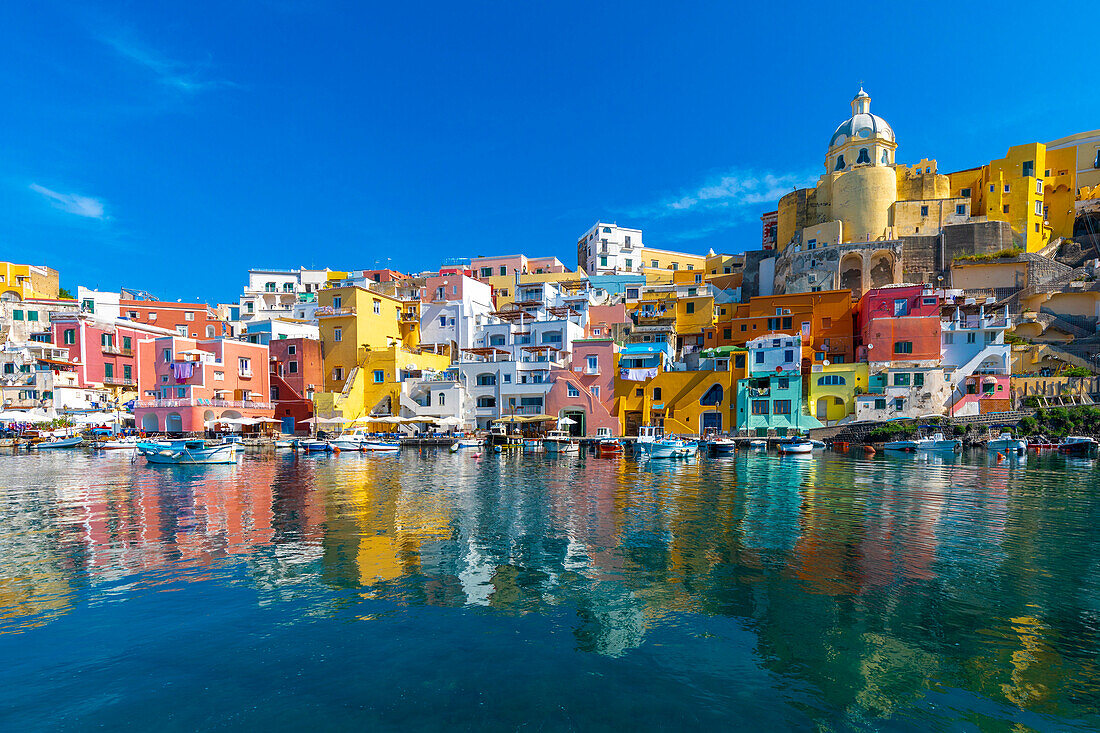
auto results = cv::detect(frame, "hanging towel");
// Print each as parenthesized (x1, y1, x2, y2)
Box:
(171, 362, 195, 382)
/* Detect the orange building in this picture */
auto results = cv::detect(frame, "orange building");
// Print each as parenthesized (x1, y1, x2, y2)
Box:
(703, 290, 856, 368)
(119, 299, 229, 339)
(856, 284, 941, 363)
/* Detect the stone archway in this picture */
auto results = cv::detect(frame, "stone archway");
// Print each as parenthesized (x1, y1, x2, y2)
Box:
(165, 412, 183, 433)
(869, 251, 896, 289)
(839, 254, 864, 295)
(141, 413, 160, 432)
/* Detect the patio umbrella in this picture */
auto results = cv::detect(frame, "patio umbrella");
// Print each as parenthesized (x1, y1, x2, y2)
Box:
(253, 417, 283, 424)
(352, 416, 379, 424)
(521, 414, 555, 422)
(557, 416, 577, 426)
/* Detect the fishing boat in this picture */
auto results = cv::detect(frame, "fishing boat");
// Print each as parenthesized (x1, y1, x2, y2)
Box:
(274, 439, 294, 449)
(363, 440, 400, 452)
(295, 438, 331, 453)
(748, 439, 768, 450)
(35, 436, 84, 449)
(708, 436, 737, 455)
(776, 437, 814, 455)
(330, 433, 369, 451)
(522, 438, 542, 453)
(542, 429, 580, 454)
(987, 432, 1027, 454)
(885, 432, 961, 452)
(1058, 436, 1099, 456)
(222, 435, 247, 453)
(595, 438, 623, 457)
(456, 437, 482, 448)
(138, 439, 238, 465)
(97, 436, 141, 450)
(643, 438, 694, 459)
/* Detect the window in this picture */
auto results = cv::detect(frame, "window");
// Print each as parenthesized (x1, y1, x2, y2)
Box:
(651, 260, 658, 268)
(834, 155, 845, 171)
(817, 375, 845, 386)
(893, 372, 911, 386)
(1022, 160, 1034, 177)
(101, 333, 113, 347)
(373, 369, 384, 383)
(893, 298, 909, 317)
(149, 312, 158, 320)
(239, 357, 252, 376)
(206, 325, 216, 337)
(773, 400, 791, 415)
(372, 299, 381, 315)
(586, 355, 598, 373)
(687, 264, 694, 271)
(333, 296, 342, 309)
(1004, 184, 1010, 193)
(476, 373, 496, 386)
(333, 327, 342, 342)
(966, 332, 976, 344)
(881, 150, 890, 164)
(104, 363, 114, 379)
(184, 312, 195, 321)
(961, 188, 971, 197)
(735, 354, 745, 369)
(176, 386, 186, 398)
(956, 204, 967, 216)
(671, 263, 679, 271)
(893, 398, 905, 410)
(567, 384, 580, 398)
(1036, 180, 1043, 194)
(989, 184, 995, 193)
(27, 310, 39, 322)
(1035, 200, 1043, 216)
(741, 324, 748, 332)
(1003, 204, 1010, 214)
(686, 302, 695, 314)
(626, 288, 639, 299)
(751, 400, 769, 415)
(768, 317, 780, 330)
(920, 205, 929, 217)
(82, 299, 94, 313)
(333, 367, 344, 381)
(755, 350, 764, 364)
(599, 256, 608, 267)
(914, 372, 924, 387)
(589, 386, 600, 397)
(480, 267, 492, 277)
(783, 317, 792, 329)
(777, 377, 789, 390)
(653, 387, 662, 400)
(502, 374, 511, 383)
(265, 282, 276, 292)
(625, 259, 632, 269)
(807, 239, 817, 250)
(214, 371, 224, 381)
(874, 398, 887, 410)
(63, 329, 75, 345)
(783, 349, 794, 362)
(944, 333, 953, 344)
(894, 341, 913, 354)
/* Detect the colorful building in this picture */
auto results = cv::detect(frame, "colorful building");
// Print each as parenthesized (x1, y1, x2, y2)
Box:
(806, 361, 869, 423)
(544, 336, 619, 436)
(734, 333, 821, 434)
(0, 262, 59, 301)
(269, 337, 323, 433)
(857, 284, 941, 363)
(133, 336, 274, 433)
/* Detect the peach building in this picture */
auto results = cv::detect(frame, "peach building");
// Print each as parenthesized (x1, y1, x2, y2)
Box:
(133, 336, 273, 433)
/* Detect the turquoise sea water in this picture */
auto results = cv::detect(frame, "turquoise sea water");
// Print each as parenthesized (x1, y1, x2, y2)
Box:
(1, 448, 1099, 730)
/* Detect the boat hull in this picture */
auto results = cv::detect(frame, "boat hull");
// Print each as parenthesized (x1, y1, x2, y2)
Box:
(363, 442, 400, 452)
(142, 443, 238, 465)
(36, 437, 83, 449)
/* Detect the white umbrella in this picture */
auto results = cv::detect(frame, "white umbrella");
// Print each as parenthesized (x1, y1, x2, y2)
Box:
(0, 410, 30, 421)
(253, 417, 283, 424)
(352, 416, 379, 424)
(315, 417, 347, 425)
(557, 416, 577, 426)
(436, 416, 465, 427)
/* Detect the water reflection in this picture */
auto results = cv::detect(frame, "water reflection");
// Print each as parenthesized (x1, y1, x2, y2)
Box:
(1, 448, 1098, 728)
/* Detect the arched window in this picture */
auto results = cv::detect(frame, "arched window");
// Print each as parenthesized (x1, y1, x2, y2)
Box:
(699, 384, 723, 406)
(817, 375, 846, 386)
(437, 393, 446, 405)
(476, 373, 496, 386)
(856, 148, 871, 164)
(834, 155, 845, 171)
(881, 149, 890, 164)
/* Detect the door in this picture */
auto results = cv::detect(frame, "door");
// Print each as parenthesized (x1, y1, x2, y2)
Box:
(700, 412, 722, 433)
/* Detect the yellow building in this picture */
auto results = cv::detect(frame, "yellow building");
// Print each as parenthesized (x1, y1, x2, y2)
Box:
(640, 248, 708, 285)
(316, 285, 422, 395)
(316, 344, 452, 421)
(615, 348, 747, 435)
(0, 262, 60, 301)
(806, 362, 869, 422)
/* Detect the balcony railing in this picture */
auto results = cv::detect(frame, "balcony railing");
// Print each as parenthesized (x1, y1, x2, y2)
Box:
(315, 307, 356, 317)
(103, 376, 135, 387)
(134, 398, 275, 409)
(101, 345, 133, 357)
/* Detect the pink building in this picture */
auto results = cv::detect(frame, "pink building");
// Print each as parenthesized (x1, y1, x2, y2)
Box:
(471, 254, 570, 280)
(544, 336, 619, 436)
(51, 314, 175, 393)
(133, 336, 274, 434)
(857, 285, 941, 363)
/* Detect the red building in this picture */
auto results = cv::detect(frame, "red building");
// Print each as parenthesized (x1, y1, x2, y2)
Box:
(51, 314, 176, 396)
(269, 337, 324, 433)
(118, 300, 229, 339)
(857, 285, 941, 363)
(761, 211, 778, 250)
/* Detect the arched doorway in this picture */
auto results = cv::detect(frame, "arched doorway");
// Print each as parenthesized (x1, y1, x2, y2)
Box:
(839, 254, 863, 295)
(165, 412, 183, 433)
(561, 409, 585, 437)
(141, 413, 159, 432)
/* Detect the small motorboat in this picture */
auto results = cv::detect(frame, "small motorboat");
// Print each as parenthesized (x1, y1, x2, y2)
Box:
(595, 439, 623, 457)
(35, 436, 84, 449)
(643, 438, 694, 459)
(1058, 436, 1099, 456)
(363, 440, 400, 452)
(542, 429, 580, 454)
(97, 436, 141, 450)
(453, 437, 482, 449)
(709, 437, 737, 456)
(776, 437, 814, 455)
(748, 439, 768, 450)
(296, 438, 331, 453)
(885, 432, 961, 452)
(522, 438, 542, 453)
(987, 432, 1027, 454)
(330, 434, 367, 451)
(138, 439, 238, 465)
(222, 435, 247, 453)
(274, 439, 294, 449)
(1028, 437, 1058, 451)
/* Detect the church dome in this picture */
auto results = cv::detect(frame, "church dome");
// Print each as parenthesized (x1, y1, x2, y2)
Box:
(828, 88, 894, 150)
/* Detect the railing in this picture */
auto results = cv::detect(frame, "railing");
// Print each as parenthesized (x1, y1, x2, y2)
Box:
(315, 307, 357, 317)
(103, 376, 135, 386)
(101, 345, 133, 357)
(134, 398, 275, 409)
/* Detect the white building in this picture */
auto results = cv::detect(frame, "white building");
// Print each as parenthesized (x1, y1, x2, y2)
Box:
(577, 222, 644, 276)
(419, 273, 496, 354)
(241, 317, 320, 345)
(237, 268, 334, 324)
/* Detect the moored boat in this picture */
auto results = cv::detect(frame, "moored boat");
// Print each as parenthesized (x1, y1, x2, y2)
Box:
(35, 436, 84, 449)
(643, 438, 694, 459)
(97, 436, 141, 449)
(595, 439, 623, 457)
(987, 432, 1027, 454)
(709, 437, 737, 455)
(776, 437, 814, 455)
(542, 429, 580, 454)
(295, 438, 331, 453)
(885, 432, 961, 452)
(138, 439, 238, 465)
(363, 440, 400, 452)
(1058, 436, 1099, 456)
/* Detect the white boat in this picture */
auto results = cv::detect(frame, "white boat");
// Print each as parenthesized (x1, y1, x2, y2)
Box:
(456, 437, 482, 448)
(274, 440, 294, 449)
(138, 439, 238, 465)
(330, 434, 368, 451)
(749, 439, 768, 450)
(1058, 436, 1099, 456)
(295, 438, 331, 453)
(542, 429, 580, 454)
(987, 432, 1027, 454)
(885, 432, 961, 452)
(644, 438, 694, 459)
(222, 435, 247, 453)
(522, 438, 542, 453)
(97, 436, 141, 450)
(708, 437, 737, 455)
(363, 440, 400, 452)
(777, 438, 814, 454)
(35, 436, 84, 449)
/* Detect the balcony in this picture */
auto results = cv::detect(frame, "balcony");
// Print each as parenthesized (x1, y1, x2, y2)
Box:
(316, 307, 356, 318)
(134, 398, 275, 409)
(103, 376, 135, 387)
(101, 345, 133, 357)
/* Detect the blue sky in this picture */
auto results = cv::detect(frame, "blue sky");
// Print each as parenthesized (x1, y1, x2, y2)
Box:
(1, 1, 1094, 303)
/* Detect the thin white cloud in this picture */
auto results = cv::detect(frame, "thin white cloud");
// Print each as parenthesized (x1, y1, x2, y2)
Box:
(633, 170, 818, 220)
(30, 184, 106, 219)
(100, 35, 232, 94)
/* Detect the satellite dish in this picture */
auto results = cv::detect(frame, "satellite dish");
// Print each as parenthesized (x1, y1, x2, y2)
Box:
(823, 359, 830, 366)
